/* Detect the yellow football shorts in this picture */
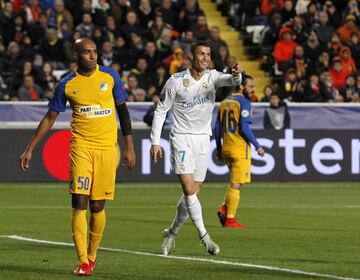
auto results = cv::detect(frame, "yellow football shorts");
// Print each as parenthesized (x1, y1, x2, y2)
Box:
(69, 147, 120, 200)
(223, 154, 251, 184)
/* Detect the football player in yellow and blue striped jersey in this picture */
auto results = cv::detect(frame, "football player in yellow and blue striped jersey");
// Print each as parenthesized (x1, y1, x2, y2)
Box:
(20, 38, 136, 276)
(215, 74, 265, 228)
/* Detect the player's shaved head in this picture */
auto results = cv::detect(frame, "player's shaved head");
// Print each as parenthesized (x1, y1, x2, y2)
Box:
(73, 38, 98, 75)
(73, 38, 96, 54)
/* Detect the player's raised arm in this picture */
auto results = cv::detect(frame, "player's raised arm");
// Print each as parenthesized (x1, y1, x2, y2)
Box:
(20, 109, 59, 171)
(214, 63, 243, 88)
(150, 77, 176, 163)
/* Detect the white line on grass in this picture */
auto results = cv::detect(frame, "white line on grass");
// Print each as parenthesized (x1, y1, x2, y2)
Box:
(0, 205, 359, 210)
(0, 235, 358, 280)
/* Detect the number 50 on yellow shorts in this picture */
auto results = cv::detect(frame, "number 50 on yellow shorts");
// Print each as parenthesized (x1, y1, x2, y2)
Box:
(69, 147, 120, 200)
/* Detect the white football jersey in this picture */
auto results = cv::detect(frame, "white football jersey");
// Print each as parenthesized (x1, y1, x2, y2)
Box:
(151, 68, 241, 145)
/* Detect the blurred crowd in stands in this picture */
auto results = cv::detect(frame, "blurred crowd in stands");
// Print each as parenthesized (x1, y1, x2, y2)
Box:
(0, 0, 359, 103)
(220, 0, 360, 103)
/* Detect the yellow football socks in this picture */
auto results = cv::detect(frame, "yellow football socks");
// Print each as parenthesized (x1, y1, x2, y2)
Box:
(225, 187, 240, 218)
(72, 209, 89, 264)
(88, 209, 106, 262)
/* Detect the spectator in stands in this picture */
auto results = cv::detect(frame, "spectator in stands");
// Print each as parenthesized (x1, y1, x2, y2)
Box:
(156, 28, 173, 58)
(191, 14, 211, 41)
(178, 0, 204, 32)
(14, 74, 44, 101)
(207, 26, 228, 61)
(0, 2, 16, 45)
(39, 27, 65, 68)
(144, 41, 161, 72)
(155, 0, 178, 30)
(328, 56, 348, 90)
(261, 85, 277, 102)
(279, 68, 298, 101)
(149, 14, 172, 42)
(92, 27, 106, 51)
(75, 12, 95, 38)
(304, 74, 322, 102)
(20, 35, 36, 62)
(103, 16, 121, 44)
(303, 30, 322, 66)
(169, 48, 186, 74)
(133, 88, 147, 102)
(154, 63, 170, 93)
(323, 1, 342, 29)
(273, 27, 298, 71)
(303, 2, 318, 29)
(128, 31, 145, 65)
(3, 41, 23, 77)
(46, 0, 73, 30)
(38, 62, 57, 92)
(342, 0, 360, 24)
(126, 74, 142, 101)
(295, 0, 311, 15)
(313, 11, 334, 45)
(12, 15, 27, 44)
(264, 92, 290, 129)
(280, 0, 296, 24)
(291, 15, 307, 44)
(109, 0, 130, 27)
(340, 74, 358, 102)
(213, 45, 230, 72)
(114, 36, 130, 69)
(288, 45, 309, 79)
(99, 41, 119, 67)
(261, 0, 284, 16)
(11, 60, 39, 94)
(347, 32, 360, 69)
(320, 71, 340, 102)
(337, 14, 360, 44)
(178, 30, 195, 54)
(260, 12, 282, 53)
(131, 57, 155, 91)
(121, 9, 145, 42)
(26, 12, 48, 45)
(137, 0, 154, 29)
(315, 51, 331, 74)
(340, 46, 357, 77)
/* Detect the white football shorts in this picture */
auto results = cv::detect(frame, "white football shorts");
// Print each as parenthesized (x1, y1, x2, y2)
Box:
(169, 132, 210, 182)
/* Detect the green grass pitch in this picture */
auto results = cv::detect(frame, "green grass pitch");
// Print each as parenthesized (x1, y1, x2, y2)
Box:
(0, 182, 359, 280)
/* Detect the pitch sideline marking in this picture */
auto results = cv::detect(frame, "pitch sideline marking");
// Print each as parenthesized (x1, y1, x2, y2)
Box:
(0, 235, 358, 280)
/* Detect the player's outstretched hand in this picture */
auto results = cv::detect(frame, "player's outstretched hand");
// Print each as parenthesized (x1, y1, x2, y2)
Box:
(20, 150, 32, 171)
(257, 147, 265, 157)
(124, 148, 136, 170)
(150, 145, 162, 164)
(232, 63, 243, 76)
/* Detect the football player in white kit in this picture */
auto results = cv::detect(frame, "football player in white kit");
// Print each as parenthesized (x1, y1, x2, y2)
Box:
(150, 42, 242, 255)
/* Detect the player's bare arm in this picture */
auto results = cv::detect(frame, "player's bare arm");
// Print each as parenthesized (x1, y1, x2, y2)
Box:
(150, 145, 162, 164)
(116, 102, 136, 169)
(20, 109, 59, 171)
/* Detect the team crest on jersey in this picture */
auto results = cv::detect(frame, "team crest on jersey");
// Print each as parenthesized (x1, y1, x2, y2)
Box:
(100, 82, 108, 91)
(202, 82, 208, 89)
(241, 110, 250, 118)
(183, 78, 190, 88)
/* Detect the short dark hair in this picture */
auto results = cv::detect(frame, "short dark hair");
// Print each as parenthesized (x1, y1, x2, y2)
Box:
(233, 73, 253, 92)
(190, 41, 210, 54)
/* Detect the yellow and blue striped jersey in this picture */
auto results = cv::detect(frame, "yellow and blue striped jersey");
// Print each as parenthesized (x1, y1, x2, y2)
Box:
(215, 95, 260, 159)
(49, 65, 127, 150)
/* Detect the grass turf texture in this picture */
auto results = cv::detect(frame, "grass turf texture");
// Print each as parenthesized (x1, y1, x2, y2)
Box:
(0, 182, 359, 280)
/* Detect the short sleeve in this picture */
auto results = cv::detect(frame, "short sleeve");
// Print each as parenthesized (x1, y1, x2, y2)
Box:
(48, 74, 73, 112)
(239, 97, 252, 123)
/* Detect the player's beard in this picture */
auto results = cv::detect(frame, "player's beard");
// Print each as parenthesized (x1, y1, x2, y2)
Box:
(243, 89, 254, 100)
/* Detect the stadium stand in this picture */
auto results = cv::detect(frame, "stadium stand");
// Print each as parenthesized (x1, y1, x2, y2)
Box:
(0, 0, 359, 103)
